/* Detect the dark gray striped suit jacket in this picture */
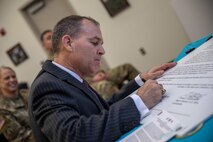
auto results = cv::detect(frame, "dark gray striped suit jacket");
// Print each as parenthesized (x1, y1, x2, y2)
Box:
(28, 60, 141, 142)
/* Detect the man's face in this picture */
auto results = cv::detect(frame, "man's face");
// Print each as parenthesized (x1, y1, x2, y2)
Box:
(0, 69, 18, 95)
(70, 19, 105, 77)
(42, 31, 53, 51)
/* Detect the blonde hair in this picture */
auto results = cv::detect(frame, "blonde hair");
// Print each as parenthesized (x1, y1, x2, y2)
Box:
(0, 66, 15, 79)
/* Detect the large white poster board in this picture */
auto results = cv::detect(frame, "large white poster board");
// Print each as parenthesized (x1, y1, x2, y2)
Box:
(144, 38, 213, 136)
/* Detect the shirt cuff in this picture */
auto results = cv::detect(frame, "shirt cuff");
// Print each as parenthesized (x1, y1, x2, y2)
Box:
(135, 75, 144, 86)
(130, 94, 150, 122)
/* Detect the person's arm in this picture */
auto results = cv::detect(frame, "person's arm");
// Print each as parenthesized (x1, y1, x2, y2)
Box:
(30, 80, 140, 142)
(108, 62, 177, 104)
(107, 79, 140, 105)
(91, 80, 119, 100)
(108, 62, 177, 121)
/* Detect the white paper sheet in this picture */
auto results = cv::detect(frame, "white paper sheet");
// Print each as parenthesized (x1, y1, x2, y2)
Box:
(142, 38, 213, 136)
(120, 110, 183, 142)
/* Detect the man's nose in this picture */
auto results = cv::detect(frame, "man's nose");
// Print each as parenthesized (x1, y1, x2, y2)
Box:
(98, 46, 105, 55)
(9, 77, 16, 81)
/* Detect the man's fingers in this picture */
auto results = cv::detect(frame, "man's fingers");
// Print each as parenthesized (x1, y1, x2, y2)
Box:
(161, 62, 177, 70)
(151, 62, 177, 73)
(150, 70, 164, 79)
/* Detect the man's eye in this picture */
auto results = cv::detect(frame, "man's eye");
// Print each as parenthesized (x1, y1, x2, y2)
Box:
(12, 75, 16, 79)
(4, 76, 10, 80)
(47, 36, 52, 40)
(91, 41, 99, 46)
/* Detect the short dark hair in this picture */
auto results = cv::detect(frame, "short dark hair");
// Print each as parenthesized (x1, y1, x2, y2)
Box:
(52, 15, 100, 54)
(40, 29, 52, 42)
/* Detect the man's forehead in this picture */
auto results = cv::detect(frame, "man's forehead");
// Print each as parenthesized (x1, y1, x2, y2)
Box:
(45, 32, 52, 36)
(81, 21, 103, 41)
(81, 19, 100, 32)
(44, 31, 52, 37)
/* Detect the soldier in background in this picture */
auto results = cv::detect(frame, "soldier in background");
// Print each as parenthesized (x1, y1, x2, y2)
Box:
(89, 63, 140, 100)
(0, 66, 34, 142)
(40, 30, 54, 60)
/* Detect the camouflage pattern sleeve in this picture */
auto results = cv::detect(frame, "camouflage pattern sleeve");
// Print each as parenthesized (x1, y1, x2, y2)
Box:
(107, 63, 140, 88)
(0, 115, 6, 133)
(91, 80, 119, 100)
(0, 96, 33, 142)
(19, 89, 29, 107)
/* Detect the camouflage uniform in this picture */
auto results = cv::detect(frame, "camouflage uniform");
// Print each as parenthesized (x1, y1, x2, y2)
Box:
(91, 63, 139, 100)
(91, 80, 119, 100)
(0, 90, 34, 142)
(46, 49, 54, 61)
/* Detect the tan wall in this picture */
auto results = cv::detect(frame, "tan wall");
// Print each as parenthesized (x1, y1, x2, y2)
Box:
(69, 0, 190, 71)
(171, 0, 213, 41)
(0, 0, 46, 84)
(0, 0, 191, 84)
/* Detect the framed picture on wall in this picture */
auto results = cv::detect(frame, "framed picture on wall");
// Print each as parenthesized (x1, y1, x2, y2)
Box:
(6, 43, 29, 66)
(100, 0, 130, 17)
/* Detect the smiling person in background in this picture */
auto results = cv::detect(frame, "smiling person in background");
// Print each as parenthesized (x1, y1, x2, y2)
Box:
(0, 66, 34, 142)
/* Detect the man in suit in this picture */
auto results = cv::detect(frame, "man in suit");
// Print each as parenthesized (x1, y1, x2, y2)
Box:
(28, 15, 176, 142)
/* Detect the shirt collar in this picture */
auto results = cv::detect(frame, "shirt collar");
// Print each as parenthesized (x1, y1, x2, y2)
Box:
(52, 61, 83, 83)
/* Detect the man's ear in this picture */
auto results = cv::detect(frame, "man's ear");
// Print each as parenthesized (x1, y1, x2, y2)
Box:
(62, 35, 74, 51)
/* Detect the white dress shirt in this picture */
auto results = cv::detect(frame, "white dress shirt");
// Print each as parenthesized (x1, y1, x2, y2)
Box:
(131, 75, 150, 122)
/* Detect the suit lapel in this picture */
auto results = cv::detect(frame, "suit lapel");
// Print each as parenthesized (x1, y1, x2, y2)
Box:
(86, 85, 109, 109)
(67, 79, 106, 110)
(42, 60, 106, 111)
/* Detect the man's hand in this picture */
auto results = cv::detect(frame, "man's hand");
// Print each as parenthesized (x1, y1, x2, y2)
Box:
(140, 62, 177, 81)
(136, 80, 163, 109)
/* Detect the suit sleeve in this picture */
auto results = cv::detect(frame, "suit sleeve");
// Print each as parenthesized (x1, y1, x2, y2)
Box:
(30, 80, 140, 142)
